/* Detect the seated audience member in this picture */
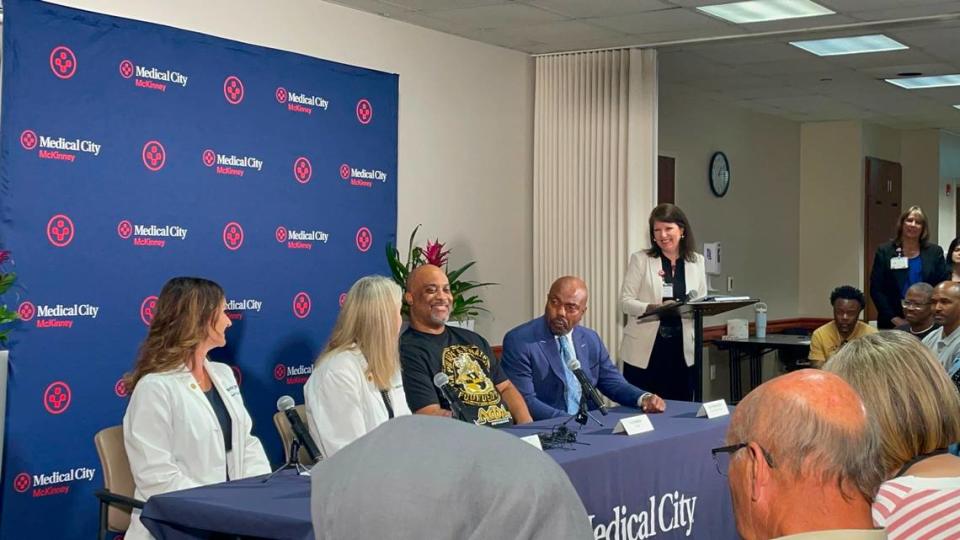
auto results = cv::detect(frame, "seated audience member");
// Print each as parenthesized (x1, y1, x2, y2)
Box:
(895, 282, 938, 340)
(948, 237, 960, 282)
(716, 370, 884, 539)
(824, 332, 960, 540)
(123, 277, 271, 540)
(304, 276, 410, 458)
(501, 276, 665, 420)
(400, 264, 532, 426)
(809, 285, 876, 367)
(923, 281, 960, 375)
(310, 415, 593, 539)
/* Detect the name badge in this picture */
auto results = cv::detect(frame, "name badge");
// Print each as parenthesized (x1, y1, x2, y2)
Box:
(696, 399, 730, 419)
(613, 414, 654, 436)
(662, 283, 674, 299)
(890, 256, 908, 270)
(520, 434, 543, 450)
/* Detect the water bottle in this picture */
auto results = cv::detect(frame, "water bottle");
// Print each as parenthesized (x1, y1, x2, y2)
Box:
(755, 302, 768, 338)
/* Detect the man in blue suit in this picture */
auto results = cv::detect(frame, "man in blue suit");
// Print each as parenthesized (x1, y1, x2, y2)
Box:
(501, 276, 666, 420)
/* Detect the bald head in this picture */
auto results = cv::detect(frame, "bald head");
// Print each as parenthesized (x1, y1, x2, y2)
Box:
(544, 276, 588, 335)
(932, 280, 960, 331)
(405, 264, 452, 334)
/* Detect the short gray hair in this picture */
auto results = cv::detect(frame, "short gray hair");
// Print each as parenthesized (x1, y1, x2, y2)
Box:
(906, 282, 934, 299)
(727, 381, 885, 500)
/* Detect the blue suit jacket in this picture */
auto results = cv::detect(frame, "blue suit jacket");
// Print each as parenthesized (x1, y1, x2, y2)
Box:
(501, 316, 645, 420)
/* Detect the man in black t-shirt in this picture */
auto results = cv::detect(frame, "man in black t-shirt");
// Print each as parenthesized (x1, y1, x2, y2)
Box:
(400, 264, 532, 427)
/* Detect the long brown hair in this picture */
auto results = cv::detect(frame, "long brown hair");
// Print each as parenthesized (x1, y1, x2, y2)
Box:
(894, 205, 929, 246)
(645, 203, 696, 262)
(124, 277, 225, 392)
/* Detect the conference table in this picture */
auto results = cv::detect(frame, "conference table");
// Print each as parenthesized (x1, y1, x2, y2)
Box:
(141, 400, 736, 539)
(713, 334, 812, 402)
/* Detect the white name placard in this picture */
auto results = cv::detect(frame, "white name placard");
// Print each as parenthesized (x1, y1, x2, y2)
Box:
(613, 414, 654, 436)
(697, 399, 730, 419)
(521, 434, 543, 450)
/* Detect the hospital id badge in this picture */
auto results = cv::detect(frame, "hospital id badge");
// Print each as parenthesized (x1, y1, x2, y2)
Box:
(661, 283, 674, 299)
(890, 256, 908, 270)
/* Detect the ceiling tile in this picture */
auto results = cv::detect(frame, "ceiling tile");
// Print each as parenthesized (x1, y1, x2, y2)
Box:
(379, 0, 505, 10)
(522, 0, 672, 19)
(691, 41, 812, 65)
(423, 3, 567, 28)
(587, 7, 732, 34)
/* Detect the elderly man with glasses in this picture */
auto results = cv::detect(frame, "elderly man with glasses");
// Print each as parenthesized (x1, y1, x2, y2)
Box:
(712, 369, 885, 540)
(895, 282, 937, 340)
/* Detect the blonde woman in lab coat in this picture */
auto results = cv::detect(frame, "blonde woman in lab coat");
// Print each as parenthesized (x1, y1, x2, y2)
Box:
(122, 277, 271, 540)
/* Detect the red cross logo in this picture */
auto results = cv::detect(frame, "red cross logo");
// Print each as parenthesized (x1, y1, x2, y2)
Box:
(275, 226, 288, 243)
(355, 227, 373, 252)
(114, 379, 128, 398)
(20, 130, 38, 150)
(49, 46, 78, 79)
(47, 214, 75, 247)
(44, 381, 72, 414)
(13, 473, 31, 494)
(18, 301, 36, 322)
(273, 364, 286, 381)
(339, 164, 351, 180)
(339, 293, 347, 307)
(140, 295, 158, 326)
(119, 60, 134, 79)
(275, 87, 287, 103)
(294, 157, 312, 184)
(223, 76, 244, 105)
(202, 149, 216, 167)
(223, 222, 244, 250)
(117, 220, 133, 239)
(356, 99, 373, 124)
(142, 140, 166, 171)
(293, 292, 311, 319)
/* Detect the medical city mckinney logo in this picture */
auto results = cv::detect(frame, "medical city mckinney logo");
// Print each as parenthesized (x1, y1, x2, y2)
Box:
(117, 219, 188, 248)
(119, 59, 189, 92)
(356, 98, 373, 124)
(225, 297, 263, 321)
(12, 464, 96, 498)
(275, 86, 329, 115)
(338, 162, 388, 188)
(589, 491, 698, 540)
(49, 46, 78, 79)
(275, 226, 329, 250)
(202, 148, 264, 177)
(20, 129, 102, 163)
(273, 362, 313, 385)
(224, 75, 244, 105)
(18, 299, 99, 329)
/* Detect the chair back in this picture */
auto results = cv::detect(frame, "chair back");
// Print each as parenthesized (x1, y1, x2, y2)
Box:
(272, 404, 316, 464)
(94, 425, 134, 532)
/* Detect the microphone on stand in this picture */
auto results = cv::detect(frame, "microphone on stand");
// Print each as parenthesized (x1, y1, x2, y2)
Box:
(567, 359, 608, 415)
(433, 372, 466, 421)
(276, 395, 321, 463)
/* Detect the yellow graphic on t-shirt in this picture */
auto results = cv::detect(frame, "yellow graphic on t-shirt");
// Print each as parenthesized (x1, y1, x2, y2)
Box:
(442, 345, 499, 406)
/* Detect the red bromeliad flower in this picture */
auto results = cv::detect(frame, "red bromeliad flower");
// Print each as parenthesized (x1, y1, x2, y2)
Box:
(0, 250, 9, 265)
(422, 240, 449, 267)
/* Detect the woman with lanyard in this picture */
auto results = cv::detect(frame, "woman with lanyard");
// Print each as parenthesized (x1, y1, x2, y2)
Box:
(619, 204, 708, 401)
(824, 331, 960, 540)
(123, 277, 271, 540)
(304, 275, 410, 457)
(870, 206, 948, 329)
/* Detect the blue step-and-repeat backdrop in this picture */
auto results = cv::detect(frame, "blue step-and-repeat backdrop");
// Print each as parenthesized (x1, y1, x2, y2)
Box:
(0, 0, 398, 536)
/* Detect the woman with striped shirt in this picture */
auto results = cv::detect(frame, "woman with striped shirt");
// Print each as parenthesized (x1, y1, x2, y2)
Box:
(824, 331, 960, 540)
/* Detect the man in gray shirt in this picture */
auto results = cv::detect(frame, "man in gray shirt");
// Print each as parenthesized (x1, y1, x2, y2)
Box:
(922, 281, 960, 377)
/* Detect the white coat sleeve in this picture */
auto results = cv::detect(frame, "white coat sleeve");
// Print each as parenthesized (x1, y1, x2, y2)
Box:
(123, 380, 200, 498)
(305, 365, 368, 457)
(620, 252, 650, 317)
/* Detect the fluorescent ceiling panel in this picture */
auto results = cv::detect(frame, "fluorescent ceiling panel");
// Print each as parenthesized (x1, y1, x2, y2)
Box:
(886, 74, 960, 89)
(789, 34, 907, 56)
(698, 0, 834, 24)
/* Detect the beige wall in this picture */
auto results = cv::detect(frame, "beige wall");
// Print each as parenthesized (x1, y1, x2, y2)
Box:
(48, 0, 535, 341)
(940, 131, 960, 251)
(901, 130, 941, 246)
(798, 121, 863, 317)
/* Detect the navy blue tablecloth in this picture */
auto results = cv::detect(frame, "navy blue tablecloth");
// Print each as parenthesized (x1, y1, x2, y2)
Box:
(141, 400, 735, 539)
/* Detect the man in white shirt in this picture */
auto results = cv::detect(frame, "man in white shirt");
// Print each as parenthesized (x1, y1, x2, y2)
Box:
(922, 281, 960, 373)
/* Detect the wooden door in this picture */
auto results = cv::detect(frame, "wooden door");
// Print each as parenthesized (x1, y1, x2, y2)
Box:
(658, 155, 675, 205)
(864, 157, 903, 321)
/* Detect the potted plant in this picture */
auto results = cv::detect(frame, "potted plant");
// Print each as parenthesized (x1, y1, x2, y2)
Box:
(0, 249, 18, 474)
(386, 225, 494, 328)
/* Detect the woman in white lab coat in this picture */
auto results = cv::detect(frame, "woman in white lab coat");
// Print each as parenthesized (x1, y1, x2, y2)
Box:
(122, 277, 271, 540)
(304, 275, 410, 457)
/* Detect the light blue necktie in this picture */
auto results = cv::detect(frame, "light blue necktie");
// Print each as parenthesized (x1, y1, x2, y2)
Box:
(558, 335, 582, 414)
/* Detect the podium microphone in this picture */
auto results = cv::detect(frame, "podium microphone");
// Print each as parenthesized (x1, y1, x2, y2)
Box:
(433, 372, 466, 421)
(567, 360, 608, 415)
(276, 396, 321, 463)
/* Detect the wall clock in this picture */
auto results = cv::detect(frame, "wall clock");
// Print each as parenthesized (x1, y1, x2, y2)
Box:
(709, 151, 730, 197)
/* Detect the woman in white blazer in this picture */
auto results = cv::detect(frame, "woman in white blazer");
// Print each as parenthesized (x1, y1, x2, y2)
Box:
(122, 277, 271, 540)
(619, 204, 707, 400)
(304, 275, 410, 457)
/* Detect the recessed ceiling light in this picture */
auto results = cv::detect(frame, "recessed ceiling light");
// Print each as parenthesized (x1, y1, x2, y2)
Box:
(954, 105, 960, 111)
(698, 0, 834, 24)
(789, 34, 907, 56)
(886, 74, 960, 90)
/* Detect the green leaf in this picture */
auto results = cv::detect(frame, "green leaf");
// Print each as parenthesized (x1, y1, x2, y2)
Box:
(0, 272, 14, 295)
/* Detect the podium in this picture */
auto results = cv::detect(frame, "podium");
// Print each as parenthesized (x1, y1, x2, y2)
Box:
(638, 298, 758, 401)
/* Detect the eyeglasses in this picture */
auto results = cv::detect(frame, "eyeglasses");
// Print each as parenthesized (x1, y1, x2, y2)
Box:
(711, 442, 775, 476)
(901, 300, 932, 309)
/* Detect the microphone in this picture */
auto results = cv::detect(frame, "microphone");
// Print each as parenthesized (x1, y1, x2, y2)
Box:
(276, 396, 321, 463)
(567, 359, 608, 415)
(433, 372, 465, 421)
